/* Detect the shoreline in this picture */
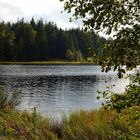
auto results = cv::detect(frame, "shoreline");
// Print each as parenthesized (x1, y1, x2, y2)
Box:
(0, 61, 96, 65)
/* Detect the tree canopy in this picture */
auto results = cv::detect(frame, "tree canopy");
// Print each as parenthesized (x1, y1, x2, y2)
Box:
(60, 0, 140, 77)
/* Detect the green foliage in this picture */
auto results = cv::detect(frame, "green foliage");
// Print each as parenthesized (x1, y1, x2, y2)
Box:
(97, 72, 140, 112)
(0, 19, 105, 62)
(67, 48, 83, 62)
(99, 26, 140, 77)
(104, 84, 140, 112)
(75, 49, 83, 62)
(60, 0, 140, 74)
(61, 0, 139, 32)
(66, 49, 75, 61)
(87, 47, 96, 62)
(0, 22, 16, 60)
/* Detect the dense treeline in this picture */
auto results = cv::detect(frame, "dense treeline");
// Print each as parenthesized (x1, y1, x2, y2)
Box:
(0, 18, 106, 62)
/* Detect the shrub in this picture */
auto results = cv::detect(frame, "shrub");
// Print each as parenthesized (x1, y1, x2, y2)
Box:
(97, 72, 140, 112)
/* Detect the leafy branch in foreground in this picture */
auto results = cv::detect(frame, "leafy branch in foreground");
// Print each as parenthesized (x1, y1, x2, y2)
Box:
(60, 0, 140, 76)
(97, 72, 140, 112)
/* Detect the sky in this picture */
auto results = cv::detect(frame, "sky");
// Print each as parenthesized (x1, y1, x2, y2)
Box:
(0, 0, 82, 29)
(0, 0, 109, 37)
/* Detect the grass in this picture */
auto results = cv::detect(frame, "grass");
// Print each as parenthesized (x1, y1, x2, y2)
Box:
(0, 61, 95, 65)
(0, 109, 59, 140)
(61, 107, 140, 140)
(0, 106, 140, 140)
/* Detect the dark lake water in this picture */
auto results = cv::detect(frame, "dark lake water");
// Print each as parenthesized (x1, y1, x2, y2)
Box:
(0, 65, 129, 119)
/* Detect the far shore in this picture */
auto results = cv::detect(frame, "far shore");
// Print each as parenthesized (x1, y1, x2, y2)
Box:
(0, 61, 96, 65)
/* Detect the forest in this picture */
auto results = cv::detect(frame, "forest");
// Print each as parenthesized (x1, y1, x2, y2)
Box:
(0, 18, 106, 62)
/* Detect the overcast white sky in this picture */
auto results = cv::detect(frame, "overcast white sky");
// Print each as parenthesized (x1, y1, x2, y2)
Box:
(0, 0, 83, 29)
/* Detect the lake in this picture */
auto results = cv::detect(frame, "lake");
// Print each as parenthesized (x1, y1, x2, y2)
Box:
(0, 65, 129, 119)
